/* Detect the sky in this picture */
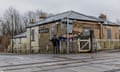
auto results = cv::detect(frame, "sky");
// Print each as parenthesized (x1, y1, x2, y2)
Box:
(0, 0, 120, 22)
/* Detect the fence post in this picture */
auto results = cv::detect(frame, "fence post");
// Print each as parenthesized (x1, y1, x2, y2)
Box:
(77, 38, 80, 52)
(60, 40, 61, 54)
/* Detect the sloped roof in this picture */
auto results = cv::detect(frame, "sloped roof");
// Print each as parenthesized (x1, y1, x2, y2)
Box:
(103, 20, 119, 26)
(13, 32, 27, 38)
(27, 10, 103, 28)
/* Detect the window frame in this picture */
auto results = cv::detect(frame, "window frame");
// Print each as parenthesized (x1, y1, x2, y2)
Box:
(31, 29, 35, 41)
(107, 29, 112, 39)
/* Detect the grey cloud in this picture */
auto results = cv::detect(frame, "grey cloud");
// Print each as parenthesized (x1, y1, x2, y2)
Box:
(0, 0, 120, 22)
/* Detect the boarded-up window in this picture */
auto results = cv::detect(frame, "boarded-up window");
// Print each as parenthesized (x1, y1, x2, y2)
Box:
(31, 29, 35, 41)
(107, 29, 112, 39)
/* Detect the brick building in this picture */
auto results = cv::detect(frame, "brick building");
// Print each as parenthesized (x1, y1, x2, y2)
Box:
(8, 11, 120, 53)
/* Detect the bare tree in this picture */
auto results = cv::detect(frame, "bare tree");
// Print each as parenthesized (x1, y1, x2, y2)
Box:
(23, 10, 53, 26)
(0, 8, 53, 51)
(1, 8, 53, 37)
(1, 7, 25, 36)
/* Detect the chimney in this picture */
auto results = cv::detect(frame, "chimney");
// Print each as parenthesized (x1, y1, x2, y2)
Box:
(99, 13, 107, 20)
(29, 18, 35, 24)
(39, 12, 47, 19)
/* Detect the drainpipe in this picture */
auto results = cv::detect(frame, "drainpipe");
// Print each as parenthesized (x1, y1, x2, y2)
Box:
(30, 27, 31, 53)
(99, 22, 103, 39)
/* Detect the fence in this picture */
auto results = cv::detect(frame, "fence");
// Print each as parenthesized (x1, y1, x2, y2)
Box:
(7, 39, 120, 54)
(95, 39, 120, 50)
(8, 43, 27, 53)
(60, 39, 78, 53)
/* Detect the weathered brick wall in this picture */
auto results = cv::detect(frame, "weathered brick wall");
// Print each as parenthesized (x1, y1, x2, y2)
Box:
(39, 22, 62, 53)
(73, 21, 100, 39)
(102, 25, 119, 39)
(73, 21, 120, 39)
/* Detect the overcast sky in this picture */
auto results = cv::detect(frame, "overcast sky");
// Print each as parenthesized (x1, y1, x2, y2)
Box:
(0, 0, 119, 22)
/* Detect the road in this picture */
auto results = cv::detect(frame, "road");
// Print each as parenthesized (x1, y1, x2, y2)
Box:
(0, 50, 120, 72)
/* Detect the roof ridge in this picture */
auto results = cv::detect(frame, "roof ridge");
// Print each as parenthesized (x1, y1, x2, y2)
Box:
(38, 10, 100, 22)
(44, 10, 72, 19)
(36, 10, 72, 23)
(70, 11, 100, 20)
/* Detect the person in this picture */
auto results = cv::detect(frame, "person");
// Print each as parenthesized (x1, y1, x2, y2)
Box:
(50, 35, 60, 54)
(77, 32, 81, 38)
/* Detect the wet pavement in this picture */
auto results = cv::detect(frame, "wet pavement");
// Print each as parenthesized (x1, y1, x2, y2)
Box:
(0, 50, 120, 72)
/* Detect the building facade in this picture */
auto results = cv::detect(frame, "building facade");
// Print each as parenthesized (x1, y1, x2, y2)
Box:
(8, 11, 120, 53)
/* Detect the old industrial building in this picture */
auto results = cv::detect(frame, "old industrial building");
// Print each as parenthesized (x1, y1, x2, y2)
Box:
(8, 10, 120, 53)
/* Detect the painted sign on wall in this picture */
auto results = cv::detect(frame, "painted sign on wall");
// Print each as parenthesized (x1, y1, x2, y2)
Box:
(39, 28, 49, 33)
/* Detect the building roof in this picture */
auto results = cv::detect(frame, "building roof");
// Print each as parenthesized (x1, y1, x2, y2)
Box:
(27, 10, 120, 28)
(27, 10, 103, 28)
(103, 20, 119, 26)
(13, 32, 27, 38)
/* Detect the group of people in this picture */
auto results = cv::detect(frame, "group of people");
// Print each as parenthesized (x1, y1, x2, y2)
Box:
(50, 35, 60, 54)
(50, 33, 82, 54)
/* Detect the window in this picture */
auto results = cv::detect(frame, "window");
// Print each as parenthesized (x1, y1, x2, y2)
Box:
(13, 39, 16, 44)
(49, 24, 56, 39)
(19, 38, 21, 44)
(56, 24, 59, 32)
(68, 24, 73, 33)
(61, 23, 73, 33)
(61, 23, 67, 30)
(82, 27, 90, 36)
(107, 29, 112, 39)
(51, 24, 56, 34)
(31, 29, 35, 41)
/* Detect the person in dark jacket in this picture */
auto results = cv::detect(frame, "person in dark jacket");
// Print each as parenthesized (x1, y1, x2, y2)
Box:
(50, 35, 60, 54)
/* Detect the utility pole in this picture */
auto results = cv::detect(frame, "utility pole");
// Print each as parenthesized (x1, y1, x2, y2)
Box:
(11, 15, 14, 53)
(66, 17, 69, 54)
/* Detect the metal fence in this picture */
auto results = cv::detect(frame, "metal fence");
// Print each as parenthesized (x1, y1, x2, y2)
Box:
(59, 39, 79, 53)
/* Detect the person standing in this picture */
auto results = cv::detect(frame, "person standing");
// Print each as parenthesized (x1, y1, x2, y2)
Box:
(50, 35, 60, 54)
